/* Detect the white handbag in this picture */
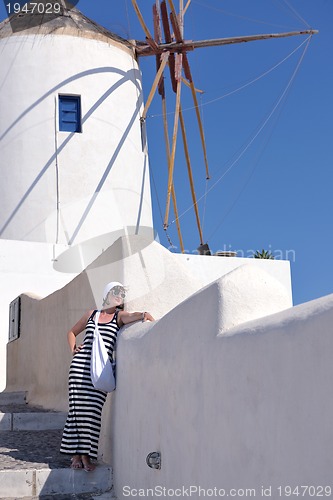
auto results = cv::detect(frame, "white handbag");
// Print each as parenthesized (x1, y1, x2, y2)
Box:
(90, 311, 116, 392)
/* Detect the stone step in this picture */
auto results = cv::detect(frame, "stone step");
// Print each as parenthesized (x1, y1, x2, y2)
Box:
(0, 465, 114, 498)
(0, 391, 27, 405)
(0, 392, 67, 432)
(0, 429, 114, 498)
(0, 405, 67, 432)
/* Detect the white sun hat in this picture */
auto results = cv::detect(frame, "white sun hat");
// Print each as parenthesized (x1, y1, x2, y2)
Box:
(102, 281, 126, 302)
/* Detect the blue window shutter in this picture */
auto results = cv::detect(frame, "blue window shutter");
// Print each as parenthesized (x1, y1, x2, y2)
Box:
(59, 95, 82, 133)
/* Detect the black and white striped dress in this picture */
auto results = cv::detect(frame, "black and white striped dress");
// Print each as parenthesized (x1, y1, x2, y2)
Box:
(60, 310, 120, 460)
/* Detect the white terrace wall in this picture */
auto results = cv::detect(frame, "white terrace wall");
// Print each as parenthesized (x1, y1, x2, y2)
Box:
(112, 290, 333, 498)
(4, 271, 95, 410)
(4, 235, 292, 408)
(4, 235, 295, 474)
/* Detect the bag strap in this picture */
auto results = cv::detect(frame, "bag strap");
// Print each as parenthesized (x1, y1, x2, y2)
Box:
(94, 310, 118, 365)
(94, 310, 101, 330)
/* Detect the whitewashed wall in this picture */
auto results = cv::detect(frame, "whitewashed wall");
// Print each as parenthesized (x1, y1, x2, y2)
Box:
(4, 236, 303, 496)
(84, 235, 292, 319)
(4, 235, 292, 403)
(176, 253, 293, 302)
(0, 33, 152, 247)
(112, 290, 333, 499)
(0, 240, 77, 392)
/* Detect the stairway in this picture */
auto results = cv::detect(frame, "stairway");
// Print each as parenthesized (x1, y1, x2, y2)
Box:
(0, 392, 116, 499)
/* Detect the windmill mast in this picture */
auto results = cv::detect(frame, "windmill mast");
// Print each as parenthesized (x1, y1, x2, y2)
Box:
(136, 29, 318, 56)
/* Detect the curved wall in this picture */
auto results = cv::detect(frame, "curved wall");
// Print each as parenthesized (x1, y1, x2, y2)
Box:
(0, 33, 152, 246)
(112, 289, 333, 498)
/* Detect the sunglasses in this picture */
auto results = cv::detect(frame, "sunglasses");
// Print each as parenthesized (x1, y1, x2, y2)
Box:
(110, 286, 126, 299)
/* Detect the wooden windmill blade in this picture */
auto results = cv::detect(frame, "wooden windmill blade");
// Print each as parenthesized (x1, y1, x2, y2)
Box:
(183, 0, 191, 17)
(132, 0, 179, 237)
(168, 4, 210, 183)
(166, 0, 206, 244)
(131, 0, 159, 51)
(153, 1, 164, 96)
(158, 0, 187, 233)
(182, 52, 210, 180)
(161, 2, 195, 230)
(163, 56, 182, 230)
(167, 0, 182, 39)
(153, 0, 185, 252)
(179, 104, 204, 245)
(160, 0, 177, 93)
(141, 51, 169, 121)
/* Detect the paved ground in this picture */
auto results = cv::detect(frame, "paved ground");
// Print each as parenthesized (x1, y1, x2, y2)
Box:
(0, 430, 114, 499)
(0, 401, 115, 499)
(0, 403, 69, 470)
(0, 429, 69, 470)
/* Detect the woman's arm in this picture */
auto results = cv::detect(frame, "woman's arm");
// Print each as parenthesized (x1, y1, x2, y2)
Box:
(117, 310, 154, 327)
(67, 309, 93, 355)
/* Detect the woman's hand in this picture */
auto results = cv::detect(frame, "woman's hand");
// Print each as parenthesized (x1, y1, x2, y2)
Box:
(67, 310, 93, 355)
(72, 344, 83, 355)
(142, 311, 154, 322)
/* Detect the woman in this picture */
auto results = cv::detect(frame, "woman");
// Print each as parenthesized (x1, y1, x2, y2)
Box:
(60, 281, 154, 471)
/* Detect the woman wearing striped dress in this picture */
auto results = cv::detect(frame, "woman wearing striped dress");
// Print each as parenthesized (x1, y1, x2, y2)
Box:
(60, 281, 154, 472)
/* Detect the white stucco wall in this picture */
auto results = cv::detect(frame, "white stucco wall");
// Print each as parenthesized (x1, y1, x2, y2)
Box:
(3, 234, 308, 497)
(0, 33, 152, 247)
(84, 235, 292, 319)
(176, 253, 293, 300)
(3, 236, 292, 395)
(112, 290, 333, 499)
(0, 239, 77, 391)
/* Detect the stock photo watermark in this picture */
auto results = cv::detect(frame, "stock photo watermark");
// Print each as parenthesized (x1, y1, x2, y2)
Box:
(123, 484, 333, 497)
(168, 244, 296, 262)
(3, 0, 80, 32)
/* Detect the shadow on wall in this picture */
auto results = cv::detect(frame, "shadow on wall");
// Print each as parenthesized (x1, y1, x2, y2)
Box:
(0, 65, 142, 241)
(53, 226, 156, 274)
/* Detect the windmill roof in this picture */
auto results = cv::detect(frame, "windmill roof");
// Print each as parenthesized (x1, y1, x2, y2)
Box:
(0, 0, 134, 55)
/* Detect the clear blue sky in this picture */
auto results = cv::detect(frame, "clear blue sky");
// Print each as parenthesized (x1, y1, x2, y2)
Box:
(1, 1, 332, 305)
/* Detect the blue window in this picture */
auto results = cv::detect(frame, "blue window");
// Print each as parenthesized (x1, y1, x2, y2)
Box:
(59, 95, 82, 133)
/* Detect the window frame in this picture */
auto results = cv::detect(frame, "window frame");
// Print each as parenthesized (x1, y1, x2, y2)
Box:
(58, 94, 82, 133)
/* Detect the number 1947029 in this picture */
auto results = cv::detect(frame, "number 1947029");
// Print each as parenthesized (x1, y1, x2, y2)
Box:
(6, 2, 61, 14)
(277, 485, 332, 497)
